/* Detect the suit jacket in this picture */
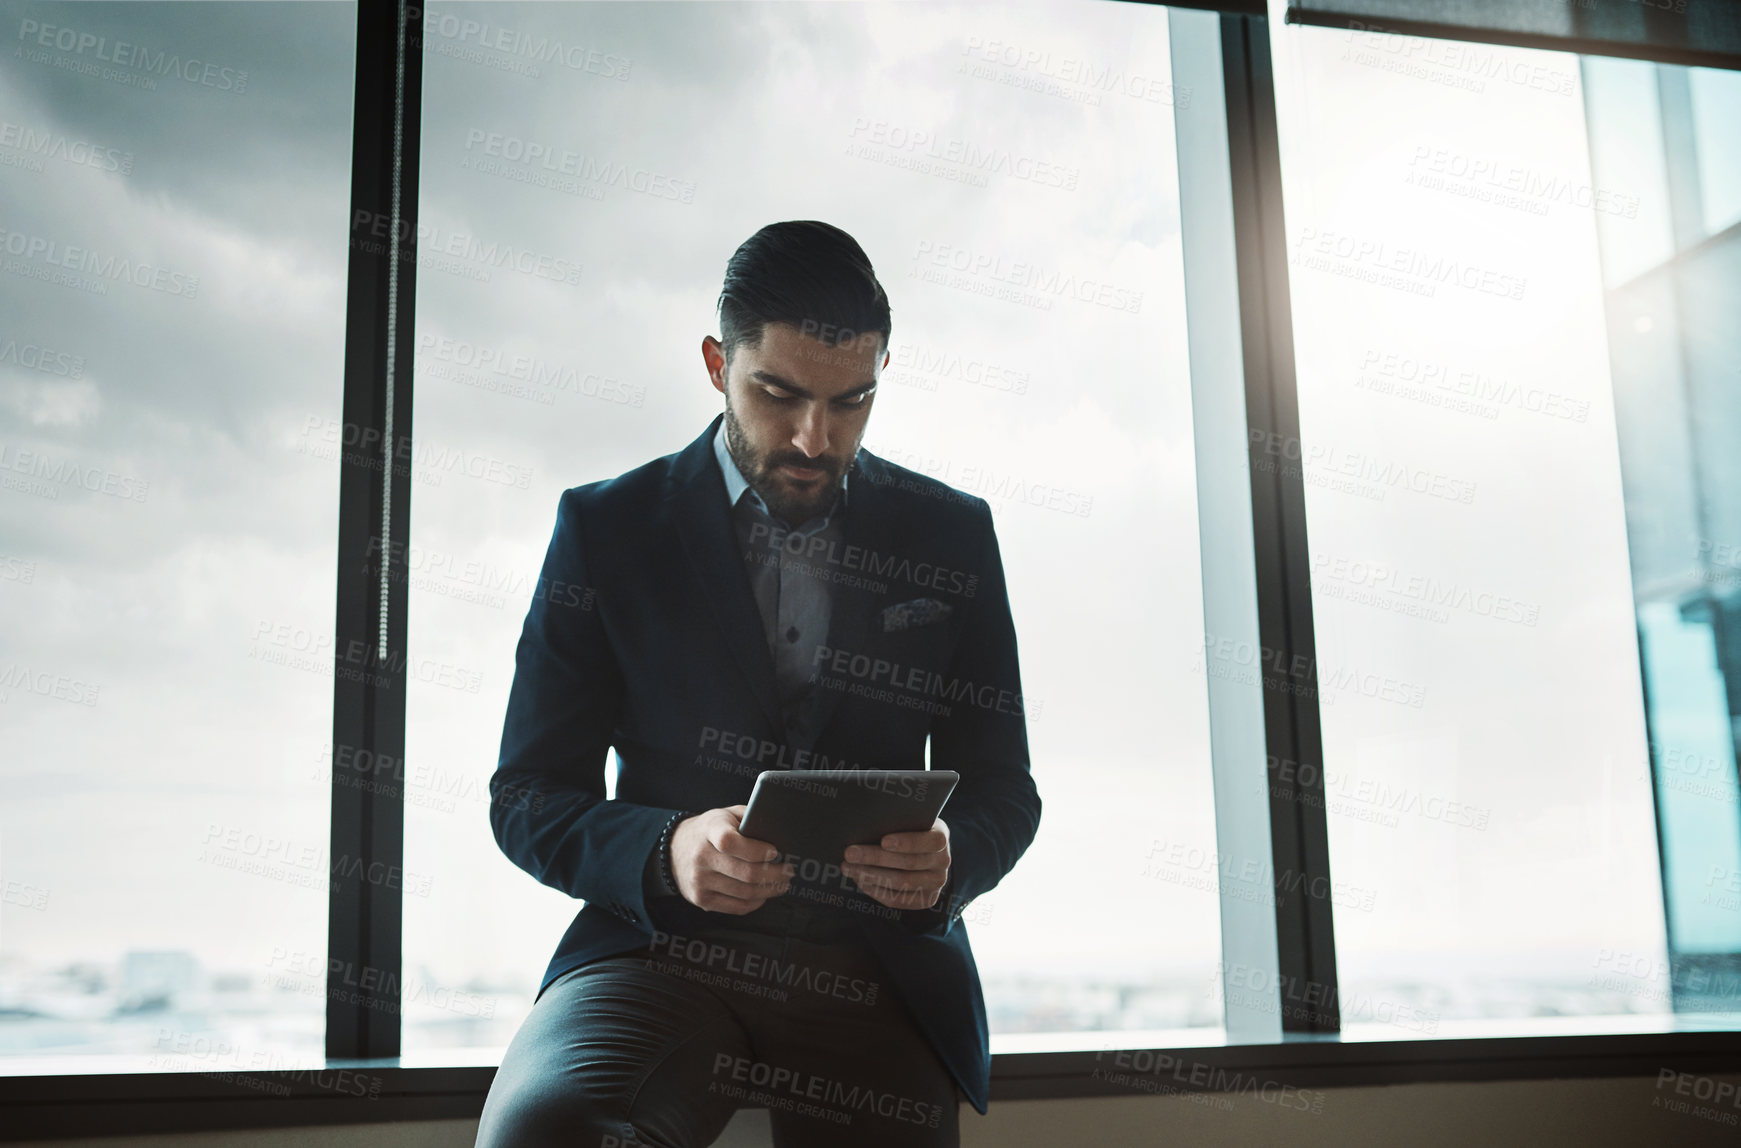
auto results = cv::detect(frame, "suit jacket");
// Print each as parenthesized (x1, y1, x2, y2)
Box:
(489, 412, 1042, 1115)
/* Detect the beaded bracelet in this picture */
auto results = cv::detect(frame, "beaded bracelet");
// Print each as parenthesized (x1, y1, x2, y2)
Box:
(656, 810, 690, 896)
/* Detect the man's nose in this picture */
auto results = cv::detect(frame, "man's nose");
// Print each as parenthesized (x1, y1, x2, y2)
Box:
(791, 404, 831, 458)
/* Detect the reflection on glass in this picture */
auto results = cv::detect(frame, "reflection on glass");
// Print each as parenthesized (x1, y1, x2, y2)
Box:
(1586, 56, 1741, 1013)
(1269, 9, 1672, 1033)
(0, 1, 356, 1067)
(405, 0, 1218, 1053)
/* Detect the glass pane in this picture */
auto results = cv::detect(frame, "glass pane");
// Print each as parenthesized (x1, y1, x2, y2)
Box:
(1267, 8, 1673, 1033)
(1688, 66, 1741, 239)
(1587, 56, 1741, 1011)
(406, 0, 1218, 1054)
(0, 0, 356, 1067)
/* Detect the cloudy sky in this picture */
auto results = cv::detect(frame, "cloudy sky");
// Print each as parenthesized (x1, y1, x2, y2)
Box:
(399, 0, 1216, 1037)
(1, 0, 359, 1035)
(1, 0, 1222, 1055)
(6, 0, 1729, 1061)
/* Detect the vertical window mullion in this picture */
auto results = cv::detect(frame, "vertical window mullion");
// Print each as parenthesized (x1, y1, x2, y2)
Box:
(1220, 11, 1341, 1033)
(1170, 2, 1284, 1043)
(329, 0, 422, 1061)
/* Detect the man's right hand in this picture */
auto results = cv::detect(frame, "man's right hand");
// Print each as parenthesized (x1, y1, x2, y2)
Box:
(668, 805, 794, 914)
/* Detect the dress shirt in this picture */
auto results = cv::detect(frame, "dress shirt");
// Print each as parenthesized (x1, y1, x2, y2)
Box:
(642, 421, 854, 898)
(712, 420, 851, 716)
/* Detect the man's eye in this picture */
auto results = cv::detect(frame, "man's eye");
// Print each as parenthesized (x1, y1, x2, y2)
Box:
(763, 389, 796, 403)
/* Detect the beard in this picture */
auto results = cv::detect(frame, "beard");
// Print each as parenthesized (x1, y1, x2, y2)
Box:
(722, 403, 849, 527)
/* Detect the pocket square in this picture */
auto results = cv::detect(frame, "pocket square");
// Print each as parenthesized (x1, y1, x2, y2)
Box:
(881, 597, 953, 633)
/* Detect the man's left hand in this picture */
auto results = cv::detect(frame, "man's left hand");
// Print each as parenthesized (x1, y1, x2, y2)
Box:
(841, 818, 950, 911)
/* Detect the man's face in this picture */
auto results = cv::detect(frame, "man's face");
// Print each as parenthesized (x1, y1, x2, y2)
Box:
(703, 322, 887, 526)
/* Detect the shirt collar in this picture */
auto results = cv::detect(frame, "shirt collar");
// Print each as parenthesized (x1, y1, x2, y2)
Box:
(712, 418, 851, 526)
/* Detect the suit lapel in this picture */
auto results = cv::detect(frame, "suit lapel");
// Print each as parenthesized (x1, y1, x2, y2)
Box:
(671, 415, 785, 734)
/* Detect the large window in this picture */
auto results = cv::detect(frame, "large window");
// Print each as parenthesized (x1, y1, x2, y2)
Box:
(403, 0, 1222, 1054)
(0, 0, 357, 1064)
(1268, 2, 1741, 1033)
(5, 3, 1741, 1119)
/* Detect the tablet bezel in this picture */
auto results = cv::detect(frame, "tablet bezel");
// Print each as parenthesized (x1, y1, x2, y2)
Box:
(737, 768, 960, 860)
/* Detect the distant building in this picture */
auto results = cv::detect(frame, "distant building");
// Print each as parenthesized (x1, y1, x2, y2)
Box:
(117, 950, 201, 1013)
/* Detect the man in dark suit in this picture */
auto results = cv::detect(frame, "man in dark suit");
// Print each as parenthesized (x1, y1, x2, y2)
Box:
(475, 221, 1041, 1147)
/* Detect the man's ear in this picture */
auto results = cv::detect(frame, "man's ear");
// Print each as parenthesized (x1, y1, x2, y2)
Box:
(702, 335, 728, 395)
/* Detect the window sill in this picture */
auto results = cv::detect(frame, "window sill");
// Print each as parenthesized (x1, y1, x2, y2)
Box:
(4, 1017, 1740, 1141)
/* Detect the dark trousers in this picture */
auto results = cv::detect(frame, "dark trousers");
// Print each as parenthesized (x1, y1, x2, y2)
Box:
(474, 900, 963, 1147)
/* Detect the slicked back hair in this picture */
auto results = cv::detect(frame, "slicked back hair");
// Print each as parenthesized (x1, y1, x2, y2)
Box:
(716, 221, 891, 373)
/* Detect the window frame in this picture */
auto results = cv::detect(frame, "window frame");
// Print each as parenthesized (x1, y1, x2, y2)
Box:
(4, 0, 1741, 1138)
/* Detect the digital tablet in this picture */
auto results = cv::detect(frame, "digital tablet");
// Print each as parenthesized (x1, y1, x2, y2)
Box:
(737, 769, 959, 862)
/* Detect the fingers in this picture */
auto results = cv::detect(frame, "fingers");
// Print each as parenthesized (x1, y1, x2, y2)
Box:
(843, 841, 945, 870)
(850, 822, 948, 862)
(870, 888, 941, 910)
(701, 821, 793, 888)
(708, 850, 794, 887)
(683, 850, 790, 914)
(845, 869, 944, 910)
(842, 863, 943, 894)
(876, 830, 944, 848)
(670, 810, 794, 911)
(712, 819, 782, 864)
(843, 820, 949, 907)
(690, 885, 776, 915)
(695, 866, 790, 902)
(870, 819, 948, 853)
